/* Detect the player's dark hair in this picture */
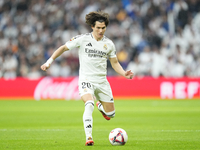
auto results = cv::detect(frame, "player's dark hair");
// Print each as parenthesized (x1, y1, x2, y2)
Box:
(85, 11, 109, 27)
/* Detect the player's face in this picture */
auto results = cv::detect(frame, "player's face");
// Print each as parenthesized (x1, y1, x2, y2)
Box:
(92, 21, 106, 40)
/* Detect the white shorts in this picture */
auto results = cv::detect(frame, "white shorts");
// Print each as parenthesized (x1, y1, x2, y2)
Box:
(79, 80, 114, 103)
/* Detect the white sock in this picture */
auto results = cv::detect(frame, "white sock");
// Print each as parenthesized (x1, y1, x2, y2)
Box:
(97, 102, 115, 118)
(83, 100, 94, 140)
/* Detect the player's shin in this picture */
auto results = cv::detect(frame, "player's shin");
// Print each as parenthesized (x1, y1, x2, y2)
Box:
(83, 100, 94, 140)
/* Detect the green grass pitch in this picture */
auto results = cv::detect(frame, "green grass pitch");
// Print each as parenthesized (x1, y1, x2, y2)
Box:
(0, 100, 200, 150)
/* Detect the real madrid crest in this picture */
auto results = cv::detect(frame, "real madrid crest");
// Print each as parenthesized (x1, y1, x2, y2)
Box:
(84, 88, 87, 92)
(103, 44, 108, 50)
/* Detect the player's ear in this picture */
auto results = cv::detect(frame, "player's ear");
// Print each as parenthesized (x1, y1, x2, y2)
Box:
(91, 22, 96, 29)
(91, 24, 95, 30)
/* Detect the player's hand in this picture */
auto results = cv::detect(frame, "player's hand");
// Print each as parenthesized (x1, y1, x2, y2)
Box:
(124, 70, 134, 79)
(41, 64, 50, 71)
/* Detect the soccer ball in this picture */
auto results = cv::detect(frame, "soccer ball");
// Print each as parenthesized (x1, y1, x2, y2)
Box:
(109, 128, 128, 146)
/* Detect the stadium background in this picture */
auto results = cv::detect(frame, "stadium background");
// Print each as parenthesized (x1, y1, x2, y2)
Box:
(0, 0, 200, 79)
(0, 1, 200, 149)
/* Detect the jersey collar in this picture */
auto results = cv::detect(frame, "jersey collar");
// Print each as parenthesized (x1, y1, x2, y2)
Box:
(91, 32, 104, 41)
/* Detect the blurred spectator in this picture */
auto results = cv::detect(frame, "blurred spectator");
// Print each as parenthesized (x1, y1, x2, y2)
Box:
(126, 55, 143, 76)
(2, 52, 18, 79)
(151, 45, 168, 77)
(117, 49, 129, 69)
(138, 46, 152, 76)
(27, 65, 42, 79)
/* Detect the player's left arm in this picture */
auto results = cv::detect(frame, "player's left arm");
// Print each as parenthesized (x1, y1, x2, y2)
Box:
(109, 57, 134, 79)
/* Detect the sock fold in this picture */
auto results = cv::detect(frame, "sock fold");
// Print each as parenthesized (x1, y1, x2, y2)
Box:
(97, 102, 115, 118)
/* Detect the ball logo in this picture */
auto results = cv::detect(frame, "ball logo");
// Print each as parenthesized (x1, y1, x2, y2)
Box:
(109, 128, 128, 146)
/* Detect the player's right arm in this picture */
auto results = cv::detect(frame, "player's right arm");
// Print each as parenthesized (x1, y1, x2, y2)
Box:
(41, 45, 69, 71)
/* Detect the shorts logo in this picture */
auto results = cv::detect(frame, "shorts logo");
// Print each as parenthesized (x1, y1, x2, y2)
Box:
(103, 44, 107, 50)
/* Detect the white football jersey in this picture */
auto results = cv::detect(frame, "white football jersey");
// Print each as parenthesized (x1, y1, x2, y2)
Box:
(65, 33, 116, 83)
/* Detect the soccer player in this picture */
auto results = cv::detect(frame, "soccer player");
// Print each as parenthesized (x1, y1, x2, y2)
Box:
(41, 11, 134, 146)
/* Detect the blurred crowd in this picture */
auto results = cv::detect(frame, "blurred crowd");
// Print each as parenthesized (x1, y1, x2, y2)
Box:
(0, 0, 200, 79)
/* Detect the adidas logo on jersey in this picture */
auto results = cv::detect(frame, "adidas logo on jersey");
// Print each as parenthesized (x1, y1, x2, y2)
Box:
(86, 43, 92, 47)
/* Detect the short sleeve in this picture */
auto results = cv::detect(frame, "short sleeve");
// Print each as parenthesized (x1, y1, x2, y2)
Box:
(65, 35, 83, 50)
(108, 43, 117, 58)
